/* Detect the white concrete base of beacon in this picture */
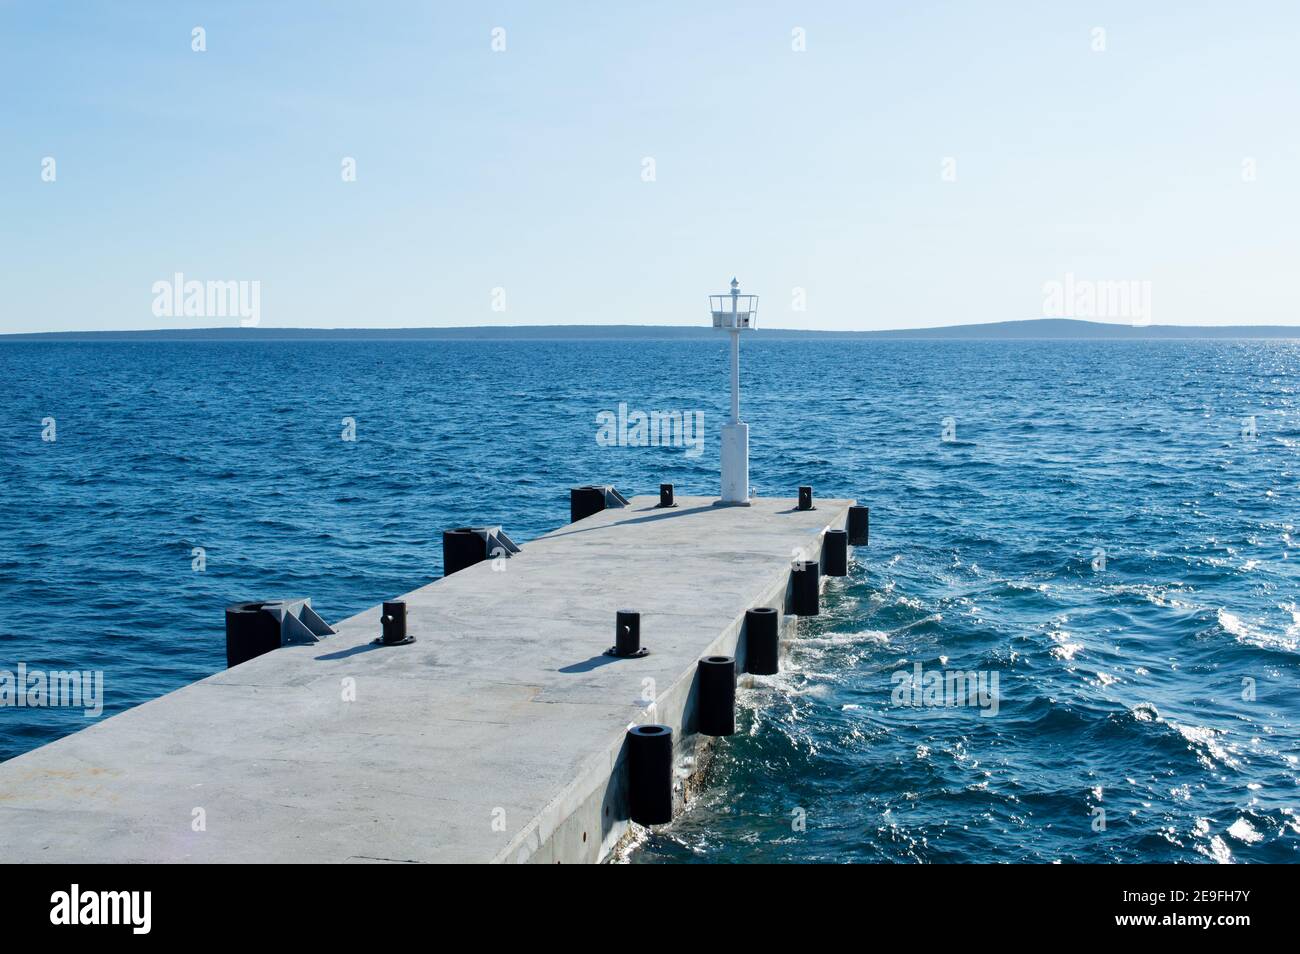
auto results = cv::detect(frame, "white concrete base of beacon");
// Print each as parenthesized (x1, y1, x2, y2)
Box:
(717, 421, 751, 506)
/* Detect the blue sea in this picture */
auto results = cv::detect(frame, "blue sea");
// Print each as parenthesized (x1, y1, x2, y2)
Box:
(2, 338, 1298, 863)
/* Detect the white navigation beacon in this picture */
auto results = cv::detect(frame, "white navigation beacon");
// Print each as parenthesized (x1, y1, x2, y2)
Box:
(710, 277, 758, 505)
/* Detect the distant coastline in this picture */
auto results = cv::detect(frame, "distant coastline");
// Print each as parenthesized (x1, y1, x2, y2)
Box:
(2, 318, 1297, 342)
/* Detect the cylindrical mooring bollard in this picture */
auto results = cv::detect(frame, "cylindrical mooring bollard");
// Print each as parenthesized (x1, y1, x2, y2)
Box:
(791, 560, 820, 616)
(443, 527, 488, 577)
(696, 655, 736, 736)
(627, 724, 673, 825)
(745, 606, 780, 675)
(848, 505, 870, 546)
(659, 483, 675, 508)
(225, 602, 279, 669)
(823, 528, 848, 577)
(798, 486, 814, 511)
(570, 486, 608, 524)
(607, 609, 647, 657)
(380, 601, 407, 644)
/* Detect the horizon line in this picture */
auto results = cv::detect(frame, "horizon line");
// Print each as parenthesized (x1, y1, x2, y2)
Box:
(3, 316, 1300, 341)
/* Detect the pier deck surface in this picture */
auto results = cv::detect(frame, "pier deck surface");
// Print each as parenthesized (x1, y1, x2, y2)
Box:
(0, 495, 852, 862)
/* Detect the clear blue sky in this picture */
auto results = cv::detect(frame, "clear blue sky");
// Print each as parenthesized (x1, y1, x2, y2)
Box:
(2, 1, 1297, 332)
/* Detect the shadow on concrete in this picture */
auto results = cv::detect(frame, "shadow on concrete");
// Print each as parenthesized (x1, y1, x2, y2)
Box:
(557, 653, 626, 674)
(315, 642, 385, 661)
(547, 504, 717, 540)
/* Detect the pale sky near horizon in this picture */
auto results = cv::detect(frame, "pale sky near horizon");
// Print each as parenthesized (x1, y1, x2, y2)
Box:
(2, 1, 1297, 333)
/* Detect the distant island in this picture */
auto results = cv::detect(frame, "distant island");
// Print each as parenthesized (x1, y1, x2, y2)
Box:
(2, 318, 1297, 341)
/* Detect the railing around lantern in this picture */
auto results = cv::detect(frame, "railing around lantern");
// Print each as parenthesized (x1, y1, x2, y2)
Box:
(709, 294, 759, 329)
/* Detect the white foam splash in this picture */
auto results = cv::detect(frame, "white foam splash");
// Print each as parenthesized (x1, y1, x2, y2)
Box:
(1173, 720, 1241, 770)
(1227, 817, 1263, 844)
(1191, 820, 1234, 864)
(1131, 702, 1160, 722)
(1048, 629, 1083, 661)
(797, 629, 890, 649)
(1218, 607, 1298, 652)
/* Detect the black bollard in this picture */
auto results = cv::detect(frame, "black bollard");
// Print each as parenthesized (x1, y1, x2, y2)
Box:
(848, 505, 870, 546)
(696, 656, 736, 737)
(443, 527, 488, 576)
(626, 724, 673, 825)
(570, 486, 607, 524)
(791, 560, 820, 616)
(376, 600, 415, 646)
(570, 485, 630, 524)
(823, 528, 848, 577)
(744, 606, 780, 675)
(658, 483, 676, 508)
(798, 486, 814, 511)
(606, 610, 649, 657)
(225, 602, 280, 668)
(225, 599, 335, 668)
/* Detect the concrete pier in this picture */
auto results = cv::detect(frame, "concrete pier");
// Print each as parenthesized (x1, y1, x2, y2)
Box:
(0, 495, 853, 863)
